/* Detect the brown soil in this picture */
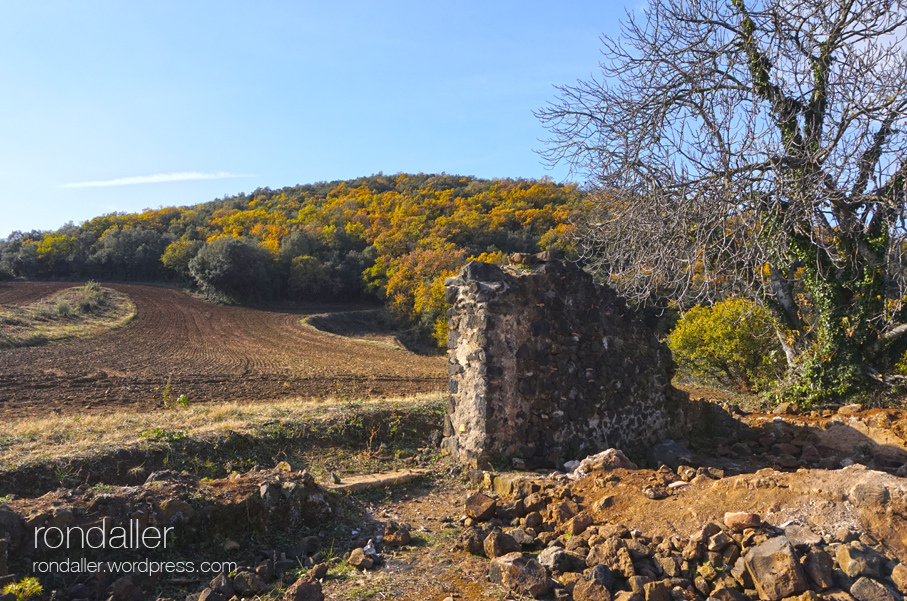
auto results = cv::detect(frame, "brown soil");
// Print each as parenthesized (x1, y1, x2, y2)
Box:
(0, 281, 445, 417)
(0, 281, 75, 305)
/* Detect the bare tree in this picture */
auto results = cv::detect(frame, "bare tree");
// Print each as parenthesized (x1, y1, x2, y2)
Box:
(537, 0, 907, 400)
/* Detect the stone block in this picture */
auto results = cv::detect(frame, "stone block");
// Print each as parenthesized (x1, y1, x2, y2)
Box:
(742, 536, 809, 601)
(850, 577, 899, 601)
(465, 492, 497, 522)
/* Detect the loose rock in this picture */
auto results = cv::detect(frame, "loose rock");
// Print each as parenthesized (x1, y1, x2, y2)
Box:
(724, 511, 762, 532)
(837, 542, 882, 579)
(850, 577, 900, 601)
(484, 529, 521, 559)
(348, 548, 374, 570)
(283, 576, 324, 601)
(742, 536, 809, 601)
(465, 492, 497, 522)
(232, 572, 267, 596)
(488, 552, 551, 597)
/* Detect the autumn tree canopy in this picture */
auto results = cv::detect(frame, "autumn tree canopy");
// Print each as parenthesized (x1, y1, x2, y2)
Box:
(0, 174, 580, 347)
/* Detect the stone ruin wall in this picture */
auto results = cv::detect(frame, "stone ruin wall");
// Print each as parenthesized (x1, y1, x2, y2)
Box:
(441, 253, 688, 469)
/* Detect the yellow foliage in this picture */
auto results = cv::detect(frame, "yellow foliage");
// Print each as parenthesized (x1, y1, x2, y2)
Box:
(36, 234, 78, 261)
(668, 298, 785, 392)
(467, 251, 507, 265)
(26, 174, 580, 348)
(160, 239, 199, 275)
(259, 239, 280, 255)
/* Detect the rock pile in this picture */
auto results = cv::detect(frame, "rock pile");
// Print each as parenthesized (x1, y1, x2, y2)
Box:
(731, 409, 907, 474)
(456, 468, 907, 601)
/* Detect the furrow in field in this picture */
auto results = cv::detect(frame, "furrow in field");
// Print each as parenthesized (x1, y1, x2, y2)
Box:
(0, 281, 445, 416)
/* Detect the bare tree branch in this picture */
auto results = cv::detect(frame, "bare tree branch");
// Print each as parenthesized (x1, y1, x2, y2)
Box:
(537, 0, 907, 385)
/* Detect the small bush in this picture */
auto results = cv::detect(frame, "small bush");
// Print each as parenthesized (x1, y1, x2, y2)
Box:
(3, 577, 43, 601)
(667, 298, 785, 392)
(73, 281, 105, 313)
(55, 300, 72, 317)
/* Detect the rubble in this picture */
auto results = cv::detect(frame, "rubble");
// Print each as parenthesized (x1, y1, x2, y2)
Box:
(454, 444, 907, 600)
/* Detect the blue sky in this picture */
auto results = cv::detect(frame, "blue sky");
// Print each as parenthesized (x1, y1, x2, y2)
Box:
(1, 1, 628, 235)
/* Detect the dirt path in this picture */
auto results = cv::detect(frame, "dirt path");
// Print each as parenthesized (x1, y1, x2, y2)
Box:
(0, 281, 445, 416)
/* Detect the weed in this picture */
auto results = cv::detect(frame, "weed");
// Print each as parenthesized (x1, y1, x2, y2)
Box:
(162, 376, 172, 406)
(55, 300, 72, 317)
(2, 577, 43, 601)
(89, 484, 116, 493)
(176, 394, 191, 407)
(53, 464, 73, 486)
(854, 443, 873, 457)
(489, 453, 511, 471)
(141, 428, 187, 442)
(323, 538, 340, 562)
(126, 464, 148, 481)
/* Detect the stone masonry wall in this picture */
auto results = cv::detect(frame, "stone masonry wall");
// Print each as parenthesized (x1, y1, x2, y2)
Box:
(441, 253, 688, 469)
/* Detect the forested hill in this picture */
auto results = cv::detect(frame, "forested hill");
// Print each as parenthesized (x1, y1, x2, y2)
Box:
(0, 173, 581, 346)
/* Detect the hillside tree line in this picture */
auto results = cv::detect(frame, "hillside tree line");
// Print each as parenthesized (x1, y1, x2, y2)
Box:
(0, 173, 579, 346)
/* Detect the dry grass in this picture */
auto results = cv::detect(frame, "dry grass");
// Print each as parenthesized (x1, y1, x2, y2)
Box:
(0, 392, 446, 470)
(0, 282, 135, 349)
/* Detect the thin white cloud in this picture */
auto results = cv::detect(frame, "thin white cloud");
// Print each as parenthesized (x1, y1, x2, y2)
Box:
(61, 171, 251, 189)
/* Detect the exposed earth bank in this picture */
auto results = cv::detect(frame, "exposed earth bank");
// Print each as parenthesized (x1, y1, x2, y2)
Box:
(1, 401, 906, 601)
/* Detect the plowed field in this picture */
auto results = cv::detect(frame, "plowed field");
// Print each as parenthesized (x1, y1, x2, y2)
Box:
(0, 281, 445, 417)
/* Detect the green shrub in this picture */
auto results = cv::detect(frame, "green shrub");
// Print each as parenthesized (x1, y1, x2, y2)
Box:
(667, 298, 786, 392)
(3, 577, 43, 601)
(55, 300, 72, 317)
(75, 280, 105, 312)
(189, 236, 275, 301)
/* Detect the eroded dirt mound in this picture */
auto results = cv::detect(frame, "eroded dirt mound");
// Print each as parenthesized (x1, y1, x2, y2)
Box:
(0, 466, 337, 599)
(0, 282, 445, 417)
(0, 464, 492, 601)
